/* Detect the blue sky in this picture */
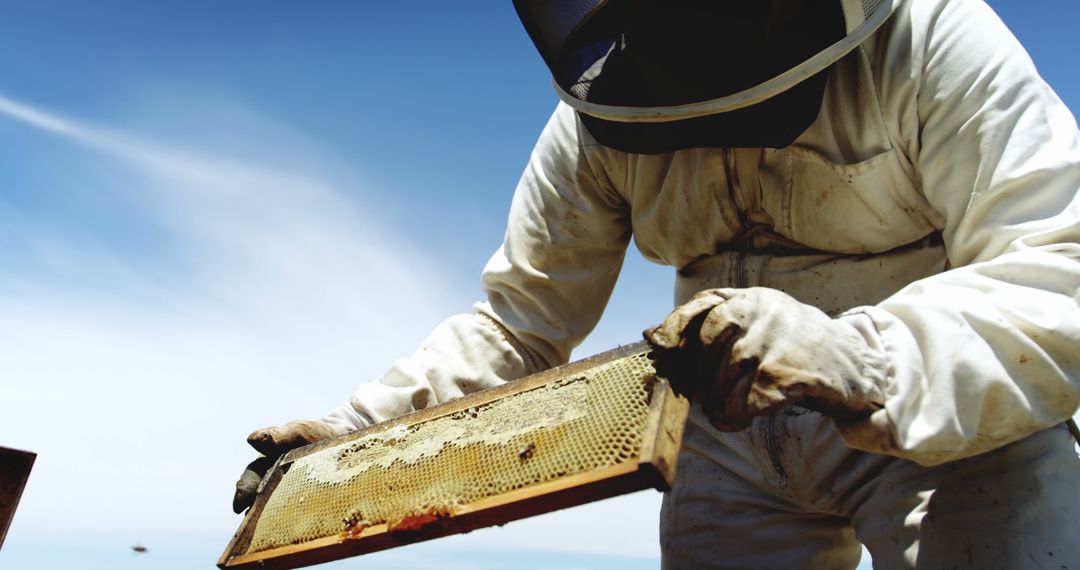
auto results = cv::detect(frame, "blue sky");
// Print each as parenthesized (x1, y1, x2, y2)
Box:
(0, 2, 1077, 569)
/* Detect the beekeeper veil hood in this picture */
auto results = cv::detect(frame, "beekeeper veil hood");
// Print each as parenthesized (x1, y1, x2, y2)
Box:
(514, 0, 895, 153)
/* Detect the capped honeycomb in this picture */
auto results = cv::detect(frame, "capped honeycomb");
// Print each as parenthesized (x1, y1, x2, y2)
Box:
(242, 351, 660, 557)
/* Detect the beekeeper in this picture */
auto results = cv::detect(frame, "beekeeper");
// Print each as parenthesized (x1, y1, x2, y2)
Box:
(235, 0, 1080, 567)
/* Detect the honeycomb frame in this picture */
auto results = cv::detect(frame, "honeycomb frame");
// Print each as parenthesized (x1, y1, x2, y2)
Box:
(219, 341, 688, 569)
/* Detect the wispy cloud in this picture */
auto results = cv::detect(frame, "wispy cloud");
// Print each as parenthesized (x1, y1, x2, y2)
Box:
(0, 91, 454, 364)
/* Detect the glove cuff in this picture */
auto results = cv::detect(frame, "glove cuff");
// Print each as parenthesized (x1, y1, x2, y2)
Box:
(838, 310, 891, 406)
(835, 307, 911, 460)
(321, 403, 369, 434)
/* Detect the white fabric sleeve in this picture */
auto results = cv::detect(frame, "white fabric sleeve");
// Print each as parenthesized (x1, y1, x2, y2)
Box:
(836, 0, 1080, 465)
(323, 104, 632, 429)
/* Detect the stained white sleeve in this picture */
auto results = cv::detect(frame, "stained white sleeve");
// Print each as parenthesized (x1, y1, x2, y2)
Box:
(836, 0, 1080, 465)
(323, 104, 632, 429)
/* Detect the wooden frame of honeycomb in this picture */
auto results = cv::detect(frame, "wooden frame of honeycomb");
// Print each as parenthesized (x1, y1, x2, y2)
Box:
(219, 341, 688, 569)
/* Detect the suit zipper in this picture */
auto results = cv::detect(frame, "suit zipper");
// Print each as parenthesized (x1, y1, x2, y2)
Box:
(722, 148, 750, 288)
(766, 414, 788, 489)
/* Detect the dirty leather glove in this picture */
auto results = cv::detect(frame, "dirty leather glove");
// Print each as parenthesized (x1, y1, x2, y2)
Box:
(232, 420, 341, 513)
(644, 287, 886, 431)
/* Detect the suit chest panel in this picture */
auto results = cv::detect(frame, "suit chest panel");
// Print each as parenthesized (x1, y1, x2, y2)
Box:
(621, 50, 939, 269)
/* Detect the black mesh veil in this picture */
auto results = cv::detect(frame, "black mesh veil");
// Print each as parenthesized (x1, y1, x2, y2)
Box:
(513, 0, 848, 152)
(513, 0, 616, 98)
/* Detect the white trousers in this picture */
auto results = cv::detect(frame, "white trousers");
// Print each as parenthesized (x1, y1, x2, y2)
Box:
(660, 406, 1080, 569)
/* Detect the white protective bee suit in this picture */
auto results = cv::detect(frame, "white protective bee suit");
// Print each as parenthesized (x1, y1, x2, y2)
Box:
(317, 0, 1080, 566)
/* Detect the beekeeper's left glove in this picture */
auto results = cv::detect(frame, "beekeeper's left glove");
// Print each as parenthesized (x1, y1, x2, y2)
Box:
(644, 287, 887, 431)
